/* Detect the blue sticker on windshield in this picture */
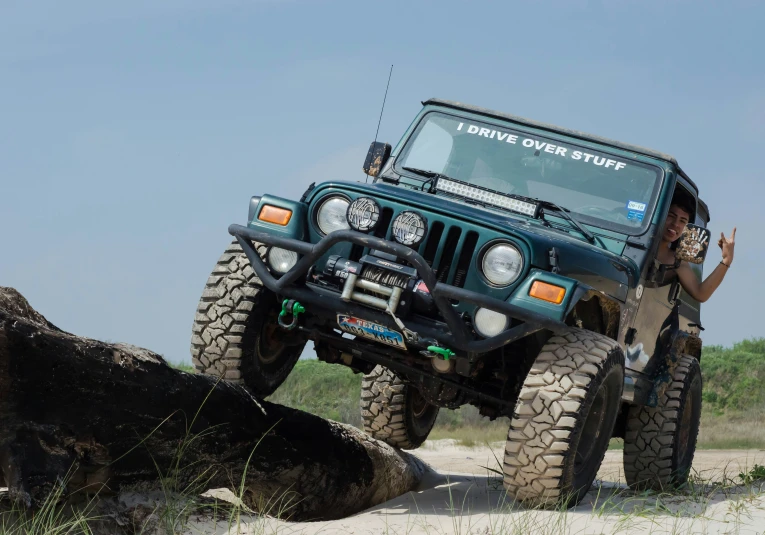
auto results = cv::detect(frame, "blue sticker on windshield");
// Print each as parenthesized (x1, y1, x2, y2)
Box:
(626, 200, 647, 212)
(627, 211, 644, 221)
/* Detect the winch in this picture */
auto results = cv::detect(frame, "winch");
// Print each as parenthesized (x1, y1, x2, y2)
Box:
(322, 253, 434, 315)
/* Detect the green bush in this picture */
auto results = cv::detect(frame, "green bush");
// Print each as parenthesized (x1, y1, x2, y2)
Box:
(211, 337, 765, 431)
(700, 339, 765, 412)
(266, 359, 363, 427)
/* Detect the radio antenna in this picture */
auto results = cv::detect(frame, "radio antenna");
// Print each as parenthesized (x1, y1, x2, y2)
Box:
(367, 64, 393, 183)
(374, 64, 393, 144)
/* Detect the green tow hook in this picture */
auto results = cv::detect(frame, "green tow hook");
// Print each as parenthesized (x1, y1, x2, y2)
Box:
(278, 299, 305, 330)
(427, 346, 455, 360)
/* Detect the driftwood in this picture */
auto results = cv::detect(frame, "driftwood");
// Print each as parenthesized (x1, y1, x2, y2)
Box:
(0, 287, 428, 521)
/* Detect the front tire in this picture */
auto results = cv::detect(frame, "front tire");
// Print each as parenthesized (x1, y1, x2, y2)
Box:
(623, 355, 702, 490)
(360, 366, 440, 450)
(190, 242, 305, 396)
(503, 328, 624, 508)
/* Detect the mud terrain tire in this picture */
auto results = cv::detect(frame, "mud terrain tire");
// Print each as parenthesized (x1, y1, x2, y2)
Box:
(623, 355, 702, 490)
(360, 366, 440, 450)
(503, 328, 624, 507)
(190, 241, 305, 396)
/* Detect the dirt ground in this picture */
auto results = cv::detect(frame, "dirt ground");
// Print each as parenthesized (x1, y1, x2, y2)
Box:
(188, 441, 765, 535)
(3, 442, 763, 534)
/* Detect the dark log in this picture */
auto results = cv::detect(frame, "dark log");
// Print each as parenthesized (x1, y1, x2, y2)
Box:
(0, 287, 428, 521)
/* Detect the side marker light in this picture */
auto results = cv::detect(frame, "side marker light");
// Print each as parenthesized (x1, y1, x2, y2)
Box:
(529, 281, 566, 304)
(259, 205, 292, 226)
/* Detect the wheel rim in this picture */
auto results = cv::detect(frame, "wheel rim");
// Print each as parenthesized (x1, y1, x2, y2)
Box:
(675, 377, 698, 471)
(406, 387, 438, 444)
(678, 388, 694, 451)
(257, 313, 286, 365)
(410, 389, 430, 419)
(572, 367, 621, 494)
(575, 385, 607, 476)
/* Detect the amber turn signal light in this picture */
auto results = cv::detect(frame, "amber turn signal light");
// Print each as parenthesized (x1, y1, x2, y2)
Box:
(258, 205, 292, 226)
(529, 281, 566, 304)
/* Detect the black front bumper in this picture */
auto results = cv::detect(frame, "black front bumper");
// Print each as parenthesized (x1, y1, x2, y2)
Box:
(229, 224, 568, 354)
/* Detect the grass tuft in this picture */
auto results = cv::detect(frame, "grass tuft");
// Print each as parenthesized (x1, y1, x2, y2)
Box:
(0, 474, 100, 535)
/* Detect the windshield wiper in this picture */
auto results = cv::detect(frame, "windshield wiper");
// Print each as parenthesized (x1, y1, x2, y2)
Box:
(401, 166, 442, 178)
(400, 167, 453, 193)
(536, 200, 596, 244)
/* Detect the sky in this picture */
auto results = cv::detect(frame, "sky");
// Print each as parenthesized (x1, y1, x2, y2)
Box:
(1, 0, 763, 364)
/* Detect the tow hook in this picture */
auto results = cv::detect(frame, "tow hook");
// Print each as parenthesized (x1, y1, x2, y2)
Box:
(422, 345, 456, 374)
(278, 299, 305, 330)
(427, 346, 455, 360)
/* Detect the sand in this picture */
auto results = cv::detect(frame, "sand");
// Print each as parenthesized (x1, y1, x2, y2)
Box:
(185, 441, 765, 534)
(3, 442, 763, 534)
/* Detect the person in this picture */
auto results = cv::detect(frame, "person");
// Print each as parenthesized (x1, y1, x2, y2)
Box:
(655, 195, 736, 303)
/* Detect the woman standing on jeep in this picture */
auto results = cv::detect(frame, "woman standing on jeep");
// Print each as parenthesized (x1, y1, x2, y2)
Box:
(657, 194, 736, 302)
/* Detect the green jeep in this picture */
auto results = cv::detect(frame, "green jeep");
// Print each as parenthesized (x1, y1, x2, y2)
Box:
(191, 99, 710, 507)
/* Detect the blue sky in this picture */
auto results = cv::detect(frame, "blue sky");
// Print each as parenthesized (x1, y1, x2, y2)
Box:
(1, 0, 762, 363)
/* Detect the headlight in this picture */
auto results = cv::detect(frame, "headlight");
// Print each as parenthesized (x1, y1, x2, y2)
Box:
(481, 243, 523, 286)
(474, 308, 509, 337)
(316, 196, 351, 235)
(267, 247, 298, 274)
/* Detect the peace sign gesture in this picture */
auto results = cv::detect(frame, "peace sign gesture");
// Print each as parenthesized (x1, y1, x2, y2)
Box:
(718, 227, 736, 265)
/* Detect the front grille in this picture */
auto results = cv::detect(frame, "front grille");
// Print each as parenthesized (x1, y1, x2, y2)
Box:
(352, 205, 480, 287)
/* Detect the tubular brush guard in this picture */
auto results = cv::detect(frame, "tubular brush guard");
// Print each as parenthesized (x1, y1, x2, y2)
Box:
(229, 224, 568, 354)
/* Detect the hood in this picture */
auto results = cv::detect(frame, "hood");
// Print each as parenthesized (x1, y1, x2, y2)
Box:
(307, 181, 637, 301)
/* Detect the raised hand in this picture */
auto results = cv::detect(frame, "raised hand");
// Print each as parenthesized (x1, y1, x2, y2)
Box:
(718, 227, 736, 265)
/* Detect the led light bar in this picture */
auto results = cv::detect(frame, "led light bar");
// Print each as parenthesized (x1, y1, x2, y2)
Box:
(436, 178, 539, 218)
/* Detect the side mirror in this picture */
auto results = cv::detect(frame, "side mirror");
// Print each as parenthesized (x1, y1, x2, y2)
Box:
(363, 141, 391, 177)
(675, 224, 711, 264)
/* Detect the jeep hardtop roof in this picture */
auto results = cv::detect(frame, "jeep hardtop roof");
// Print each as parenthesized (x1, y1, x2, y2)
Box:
(424, 98, 678, 164)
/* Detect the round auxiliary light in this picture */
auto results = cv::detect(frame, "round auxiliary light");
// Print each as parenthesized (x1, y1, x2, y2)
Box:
(346, 197, 381, 232)
(481, 243, 523, 286)
(316, 196, 351, 235)
(267, 247, 298, 274)
(474, 308, 509, 338)
(391, 211, 428, 247)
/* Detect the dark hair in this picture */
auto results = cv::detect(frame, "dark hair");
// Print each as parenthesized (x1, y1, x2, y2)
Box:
(670, 192, 695, 220)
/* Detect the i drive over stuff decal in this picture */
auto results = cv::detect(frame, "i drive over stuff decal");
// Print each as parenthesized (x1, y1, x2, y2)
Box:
(456, 122, 630, 172)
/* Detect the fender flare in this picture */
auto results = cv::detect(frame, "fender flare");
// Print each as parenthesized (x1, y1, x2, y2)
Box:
(564, 285, 622, 341)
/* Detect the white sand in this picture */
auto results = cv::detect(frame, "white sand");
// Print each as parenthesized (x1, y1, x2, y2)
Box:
(186, 442, 765, 534)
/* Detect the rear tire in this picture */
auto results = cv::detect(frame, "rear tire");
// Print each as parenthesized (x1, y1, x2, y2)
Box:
(623, 355, 702, 490)
(503, 328, 624, 508)
(190, 241, 305, 396)
(360, 366, 439, 450)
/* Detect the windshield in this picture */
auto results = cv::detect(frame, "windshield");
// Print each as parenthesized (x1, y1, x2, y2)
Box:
(393, 112, 662, 232)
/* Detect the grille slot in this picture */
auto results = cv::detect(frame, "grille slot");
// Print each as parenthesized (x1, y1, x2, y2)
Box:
(374, 207, 394, 239)
(422, 221, 444, 266)
(452, 231, 479, 288)
(349, 244, 364, 261)
(435, 226, 462, 283)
